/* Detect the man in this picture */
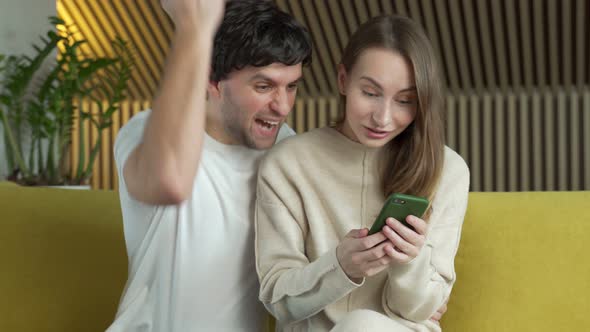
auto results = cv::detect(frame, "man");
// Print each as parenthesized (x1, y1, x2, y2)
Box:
(106, 1, 311, 331)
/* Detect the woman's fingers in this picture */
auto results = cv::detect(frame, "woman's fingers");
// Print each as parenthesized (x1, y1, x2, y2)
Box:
(382, 224, 419, 259)
(351, 231, 387, 251)
(405, 215, 428, 235)
(352, 241, 390, 263)
(383, 243, 412, 263)
(386, 217, 426, 248)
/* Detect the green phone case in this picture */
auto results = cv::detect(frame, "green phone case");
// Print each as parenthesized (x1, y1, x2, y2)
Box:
(368, 193, 429, 235)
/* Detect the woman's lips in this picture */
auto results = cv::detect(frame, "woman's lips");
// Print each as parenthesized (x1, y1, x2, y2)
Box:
(365, 126, 390, 139)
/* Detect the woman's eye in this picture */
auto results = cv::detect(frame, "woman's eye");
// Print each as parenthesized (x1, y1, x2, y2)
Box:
(397, 98, 417, 105)
(362, 90, 378, 97)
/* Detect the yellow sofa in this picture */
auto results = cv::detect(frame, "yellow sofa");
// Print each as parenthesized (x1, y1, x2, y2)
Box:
(1, 181, 589, 331)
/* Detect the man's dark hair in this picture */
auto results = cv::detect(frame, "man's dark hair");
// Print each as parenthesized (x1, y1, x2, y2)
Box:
(210, 0, 312, 82)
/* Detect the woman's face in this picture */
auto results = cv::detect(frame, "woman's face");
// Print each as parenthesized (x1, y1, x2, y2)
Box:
(338, 48, 418, 148)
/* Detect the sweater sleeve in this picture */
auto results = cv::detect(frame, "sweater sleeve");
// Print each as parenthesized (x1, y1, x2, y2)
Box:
(382, 155, 470, 322)
(255, 157, 361, 325)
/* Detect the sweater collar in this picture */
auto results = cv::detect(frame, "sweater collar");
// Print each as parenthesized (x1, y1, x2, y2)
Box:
(324, 126, 382, 155)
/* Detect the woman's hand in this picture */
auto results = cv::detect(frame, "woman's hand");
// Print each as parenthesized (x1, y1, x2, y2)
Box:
(381, 215, 428, 263)
(336, 229, 395, 283)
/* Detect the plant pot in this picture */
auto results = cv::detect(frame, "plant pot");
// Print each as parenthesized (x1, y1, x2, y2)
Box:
(45, 185, 91, 190)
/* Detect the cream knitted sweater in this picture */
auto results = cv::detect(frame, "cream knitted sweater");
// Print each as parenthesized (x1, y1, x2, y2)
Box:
(255, 127, 470, 332)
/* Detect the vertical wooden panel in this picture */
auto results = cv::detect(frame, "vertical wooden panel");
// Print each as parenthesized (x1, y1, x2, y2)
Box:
(518, 91, 530, 190)
(562, 0, 572, 86)
(543, 91, 555, 190)
(461, 0, 484, 91)
(469, 94, 481, 191)
(506, 93, 518, 191)
(392, 0, 409, 17)
(111, 101, 122, 192)
(286, 99, 295, 131)
(434, 0, 460, 91)
(367, 0, 381, 17)
(295, 99, 306, 134)
(98, 1, 153, 99)
(482, 93, 493, 190)
(301, 0, 337, 93)
(406, 0, 423, 26)
(329, 97, 340, 126)
(448, 0, 472, 88)
(504, 0, 521, 88)
(531, 92, 543, 190)
(476, 0, 496, 89)
(340, 0, 359, 38)
(354, 0, 370, 23)
(557, 90, 568, 189)
(533, 0, 546, 87)
(101, 102, 112, 190)
(494, 92, 505, 191)
(327, 0, 351, 48)
(420, 0, 446, 86)
(314, 1, 344, 65)
(570, 90, 580, 190)
(306, 99, 317, 131)
(584, 91, 590, 189)
(380, 0, 394, 15)
(575, 0, 587, 86)
(519, 0, 534, 88)
(446, 95, 457, 150)
(491, 0, 509, 90)
(548, 0, 559, 86)
(317, 97, 328, 128)
(120, 1, 162, 86)
(458, 95, 469, 170)
(88, 102, 99, 189)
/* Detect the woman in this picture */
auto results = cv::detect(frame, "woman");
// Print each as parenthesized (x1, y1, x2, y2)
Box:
(255, 15, 469, 332)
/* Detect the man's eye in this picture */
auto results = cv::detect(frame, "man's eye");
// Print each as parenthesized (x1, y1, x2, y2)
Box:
(256, 85, 271, 92)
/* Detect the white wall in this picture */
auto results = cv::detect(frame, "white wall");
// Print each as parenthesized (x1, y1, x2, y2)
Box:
(0, 0, 56, 178)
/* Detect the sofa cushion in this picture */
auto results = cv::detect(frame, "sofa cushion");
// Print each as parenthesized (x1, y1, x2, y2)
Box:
(441, 191, 590, 330)
(0, 183, 127, 332)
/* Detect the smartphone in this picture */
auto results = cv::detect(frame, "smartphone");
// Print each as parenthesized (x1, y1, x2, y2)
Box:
(367, 193, 429, 235)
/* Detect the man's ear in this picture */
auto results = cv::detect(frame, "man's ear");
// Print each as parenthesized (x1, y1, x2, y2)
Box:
(207, 67, 223, 99)
(207, 80, 222, 99)
(337, 64, 348, 95)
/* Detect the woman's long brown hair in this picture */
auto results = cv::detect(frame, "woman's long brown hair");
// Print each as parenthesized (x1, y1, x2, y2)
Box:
(337, 15, 445, 217)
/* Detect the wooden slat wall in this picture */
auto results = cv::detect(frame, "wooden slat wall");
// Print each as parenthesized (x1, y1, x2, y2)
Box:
(57, 0, 590, 191)
(446, 87, 590, 192)
(81, 88, 590, 191)
(58, 0, 590, 98)
(58, 0, 172, 100)
(71, 99, 150, 190)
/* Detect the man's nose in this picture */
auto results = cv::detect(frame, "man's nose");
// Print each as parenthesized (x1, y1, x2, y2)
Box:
(270, 89, 291, 116)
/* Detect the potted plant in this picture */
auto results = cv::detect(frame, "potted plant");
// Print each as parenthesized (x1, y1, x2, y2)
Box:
(0, 16, 134, 187)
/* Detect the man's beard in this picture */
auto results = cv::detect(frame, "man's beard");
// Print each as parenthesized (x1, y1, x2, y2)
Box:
(220, 93, 274, 150)
(222, 111, 259, 149)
